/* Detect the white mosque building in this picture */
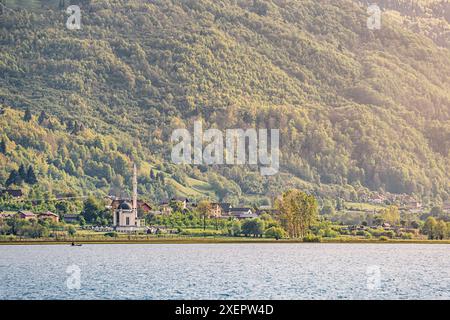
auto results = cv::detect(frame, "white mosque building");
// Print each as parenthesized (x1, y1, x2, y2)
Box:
(112, 164, 146, 233)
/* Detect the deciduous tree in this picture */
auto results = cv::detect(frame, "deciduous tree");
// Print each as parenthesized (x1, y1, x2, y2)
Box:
(276, 189, 318, 238)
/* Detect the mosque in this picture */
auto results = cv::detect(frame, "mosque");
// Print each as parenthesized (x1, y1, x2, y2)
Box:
(111, 164, 148, 233)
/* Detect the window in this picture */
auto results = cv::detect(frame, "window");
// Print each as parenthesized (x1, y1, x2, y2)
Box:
(126, 217, 130, 225)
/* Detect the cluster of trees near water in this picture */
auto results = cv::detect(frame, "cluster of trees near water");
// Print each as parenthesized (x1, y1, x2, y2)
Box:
(0, 215, 76, 239)
(422, 216, 449, 240)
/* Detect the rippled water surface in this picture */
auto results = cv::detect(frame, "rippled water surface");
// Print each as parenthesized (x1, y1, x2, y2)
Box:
(0, 244, 449, 299)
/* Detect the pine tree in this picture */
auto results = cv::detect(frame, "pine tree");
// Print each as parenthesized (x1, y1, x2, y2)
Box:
(64, 159, 76, 176)
(0, 138, 6, 154)
(47, 120, 54, 130)
(25, 165, 38, 185)
(66, 119, 74, 132)
(71, 120, 80, 134)
(5, 169, 19, 187)
(150, 169, 155, 180)
(18, 164, 27, 181)
(23, 108, 32, 122)
(38, 110, 47, 124)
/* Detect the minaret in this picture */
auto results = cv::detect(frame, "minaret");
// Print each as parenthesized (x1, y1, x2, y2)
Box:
(132, 163, 138, 218)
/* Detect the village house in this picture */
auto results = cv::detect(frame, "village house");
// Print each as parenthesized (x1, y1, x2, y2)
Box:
(209, 202, 232, 217)
(0, 189, 23, 198)
(171, 197, 190, 210)
(159, 197, 190, 214)
(110, 198, 152, 214)
(368, 195, 385, 204)
(158, 201, 173, 215)
(17, 210, 37, 221)
(402, 199, 423, 213)
(256, 207, 280, 216)
(382, 222, 392, 229)
(0, 211, 16, 220)
(63, 213, 80, 224)
(38, 211, 59, 223)
(227, 208, 257, 219)
(148, 209, 163, 216)
(443, 201, 450, 213)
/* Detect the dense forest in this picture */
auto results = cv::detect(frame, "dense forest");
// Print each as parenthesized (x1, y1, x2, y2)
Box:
(0, 0, 449, 205)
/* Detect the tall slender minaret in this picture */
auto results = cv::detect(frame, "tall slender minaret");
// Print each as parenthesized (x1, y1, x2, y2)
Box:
(132, 163, 138, 219)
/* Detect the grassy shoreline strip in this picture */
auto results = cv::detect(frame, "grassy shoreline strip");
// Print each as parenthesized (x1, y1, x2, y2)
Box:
(1, 238, 450, 245)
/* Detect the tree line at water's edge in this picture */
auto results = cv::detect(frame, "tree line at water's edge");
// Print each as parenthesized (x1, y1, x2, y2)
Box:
(1, 187, 449, 242)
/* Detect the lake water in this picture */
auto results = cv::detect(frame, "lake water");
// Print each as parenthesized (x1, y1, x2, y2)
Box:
(0, 244, 449, 300)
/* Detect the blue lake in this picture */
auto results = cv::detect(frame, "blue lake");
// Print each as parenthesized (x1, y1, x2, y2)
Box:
(0, 244, 449, 300)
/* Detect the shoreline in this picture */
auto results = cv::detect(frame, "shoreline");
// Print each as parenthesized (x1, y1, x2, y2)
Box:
(1, 238, 450, 245)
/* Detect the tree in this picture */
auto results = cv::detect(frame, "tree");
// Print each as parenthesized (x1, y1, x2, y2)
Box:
(82, 197, 104, 223)
(25, 165, 38, 185)
(241, 218, 265, 237)
(435, 220, 447, 240)
(321, 205, 335, 215)
(170, 200, 185, 213)
(18, 164, 27, 181)
(0, 138, 6, 154)
(38, 110, 47, 125)
(64, 159, 76, 176)
(429, 206, 444, 218)
(197, 200, 212, 217)
(381, 206, 400, 226)
(23, 108, 32, 122)
(5, 169, 19, 187)
(422, 217, 437, 240)
(67, 225, 77, 237)
(276, 189, 318, 238)
(335, 198, 344, 211)
(264, 226, 286, 240)
(7, 216, 27, 235)
(231, 220, 241, 236)
(150, 169, 156, 180)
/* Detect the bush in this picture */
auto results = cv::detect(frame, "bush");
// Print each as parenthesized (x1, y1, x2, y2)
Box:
(401, 232, 413, 240)
(104, 232, 118, 238)
(303, 234, 322, 242)
(379, 236, 389, 241)
(66, 225, 76, 236)
(17, 224, 49, 238)
(321, 228, 339, 238)
(264, 227, 286, 240)
(385, 230, 395, 239)
(361, 231, 372, 239)
(368, 228, 385, 237)
(230, 220, 241, 236)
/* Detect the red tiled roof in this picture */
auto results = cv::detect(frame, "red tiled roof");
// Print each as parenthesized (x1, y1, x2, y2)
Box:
(18, 211, 36, 217)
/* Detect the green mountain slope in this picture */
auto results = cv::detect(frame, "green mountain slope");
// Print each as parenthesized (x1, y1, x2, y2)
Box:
(0, 0, 449, 203)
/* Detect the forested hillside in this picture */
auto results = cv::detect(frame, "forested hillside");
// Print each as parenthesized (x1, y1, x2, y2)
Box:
(0, 0, 449, 204)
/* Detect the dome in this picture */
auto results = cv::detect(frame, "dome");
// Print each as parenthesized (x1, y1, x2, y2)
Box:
(118, 202, 132, 210)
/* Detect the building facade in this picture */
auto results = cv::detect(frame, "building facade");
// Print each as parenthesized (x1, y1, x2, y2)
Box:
(112, 164, 145, 233)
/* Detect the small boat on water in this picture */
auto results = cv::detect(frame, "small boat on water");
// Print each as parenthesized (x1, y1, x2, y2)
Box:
(71, 242, 82, 247)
